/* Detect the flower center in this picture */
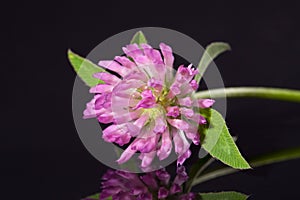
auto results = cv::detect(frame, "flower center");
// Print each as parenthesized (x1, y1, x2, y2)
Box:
(156, 88, 177, 108)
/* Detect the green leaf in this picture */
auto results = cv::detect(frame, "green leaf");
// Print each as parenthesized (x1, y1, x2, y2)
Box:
(82, 193, 112, 200)
(67, 49, 106, 87)
(201, 109, 251, 169)
(82, 193, 99, 200)
(130, 31, 148, 45)
(200, 191, 248, 200)
(192, 146, 300, 186)
(195, 42, 231, 84)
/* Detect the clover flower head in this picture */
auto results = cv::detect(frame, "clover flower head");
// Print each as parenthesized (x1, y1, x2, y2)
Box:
(84, 43, 214, 168)
(98, 166, 195, 200)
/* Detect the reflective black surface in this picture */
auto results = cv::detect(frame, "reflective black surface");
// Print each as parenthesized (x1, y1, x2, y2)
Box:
(3, 1, 300, 199)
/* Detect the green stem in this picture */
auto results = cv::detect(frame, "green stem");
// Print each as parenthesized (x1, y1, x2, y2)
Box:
(194, 87, 300, 103)
(186, 138, 236, 192)
(186, 157, 215, 193)
(191, 146, 300, 187)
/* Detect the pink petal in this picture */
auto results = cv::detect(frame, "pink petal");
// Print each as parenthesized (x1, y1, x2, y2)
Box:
(177, 149, 191, 166)
(174, 166, 189, 185)
(116, 145, 136, 164)
(185, 130, 200, 145)
(99, 60, 130, 77)
(147, 78, 163, 92)
(111, 78, 145, 101)
(167, 119, 189, 130)
(95, 93, 111, 109)
(170, 183, 181, 195)
(157, 128, 172, 160)
(141, 44, 164, 65)
(140, 173, 158, 190)
(131, 135, 157, 153)
(158, 187, 169, 199)
(166, 106, 180, 118)
(180, 107, 194, 118)
(134, 98, 156, 109)
(123, 44, 142, 53)
(133, 55, 151, 66)
(112, 81, 143, 98)
(83, 94, 103, 119)
(184, 121, 200, 145)
(170, 84, 181, 96)
(122, 44, 144, 61)
(89, 84, 114, 93)
(134, 114, 149, 127)
(172, 129, 190, 156)
(126, 123, 140, 137)
(197, 99, 215, 108)
(113, 110, 140, 124)
(178, 97, 193, 107)
(156, 169, 171, 185)
(140, 151, 156, 168)
(199, 115, 207, 124)
(123, 71, 148, 82)
(102, 124, 124, 137)
(97, 112, 114, 123)
(93, 72, 120, 85)
(159, 43, 174, 67)
(114, 56, 136, 69)
(153, 117, 167, 134)
(189, 79, 198, 90)
(190, 113, 207, 124)
(188, 64, 198, 76)
(175, 65, 189, 83)
(174, 65, 198, 86)
(177, 82, 196, 97)
(141, 89, 153, 98)
(126, 114, 149, 137)
(102, 124, 131, 146)
(134, 90, 156, 109)
(114, 133, 131, 146)
(83, 107, 103, 119)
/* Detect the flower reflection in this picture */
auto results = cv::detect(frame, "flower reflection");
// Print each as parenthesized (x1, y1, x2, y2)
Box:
(96, 166, 196, 200)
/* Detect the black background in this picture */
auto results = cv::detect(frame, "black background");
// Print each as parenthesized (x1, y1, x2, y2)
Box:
(3, 0, 300, 199)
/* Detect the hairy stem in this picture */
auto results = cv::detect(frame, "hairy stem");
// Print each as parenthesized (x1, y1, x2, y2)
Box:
(191, 146, 300, 187)
(186, 157, 215, 193)
(195, 87, 300, 103)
